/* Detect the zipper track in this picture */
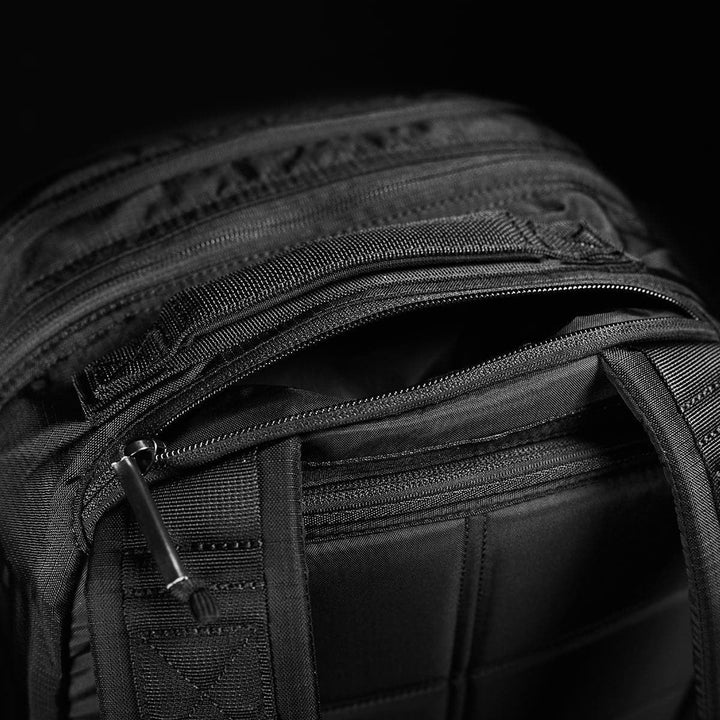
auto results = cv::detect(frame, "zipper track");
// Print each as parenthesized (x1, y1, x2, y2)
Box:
(4, 115, 576, 291)
(155, 282, 695, 463)
(0, 151, 597, 381)
(304, 438, 609, 506)
(304, 442, 655, 537)
(3, 148, 565, 340)
(81, 310, 708, 539)
(1, 97, 500, 244)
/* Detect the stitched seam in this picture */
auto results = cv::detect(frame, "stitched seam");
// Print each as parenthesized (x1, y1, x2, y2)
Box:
(303, 398, 623, 468)
(445, 518, 469, 718)
(698, 425, 720, 448)
(475, 516, 489, 650)
(119, 517, 146, 720)
(636, 348, 713, 713)
(305, 459, 658, 542)
(136, 635, 258, 718)
(1, 183, 553, 395)
(124, 581, 265, 598)
(10, 140, 565, 296)
(123, 538, 263, 556)
(79, 317, 689, 526)
(680, 378, 720, 412)
(133, 625, 258, 640)
(306, 451, 655, 527)
(254, 446, 282, 719)
(305, 443, 580, 505)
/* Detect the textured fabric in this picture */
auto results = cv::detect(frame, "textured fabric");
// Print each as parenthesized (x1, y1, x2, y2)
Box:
(0, 95, 718, 719)
(601, 343, 720, 719)
(87, 444, 319, 720)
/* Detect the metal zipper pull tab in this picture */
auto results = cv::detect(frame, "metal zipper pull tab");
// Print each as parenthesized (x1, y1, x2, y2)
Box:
(111, 439, 219, 625)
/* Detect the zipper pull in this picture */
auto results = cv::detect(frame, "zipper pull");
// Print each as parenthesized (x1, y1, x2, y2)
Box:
(111, 439, 219, 625)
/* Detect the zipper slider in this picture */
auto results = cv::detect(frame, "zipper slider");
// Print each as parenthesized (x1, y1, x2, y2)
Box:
(111, 439, 219, 625)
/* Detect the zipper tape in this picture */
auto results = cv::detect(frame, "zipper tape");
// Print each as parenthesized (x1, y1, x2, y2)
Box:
(76, 313, 716, 546)
(77, 211, 641, 408)
(91, 438, 321, 719)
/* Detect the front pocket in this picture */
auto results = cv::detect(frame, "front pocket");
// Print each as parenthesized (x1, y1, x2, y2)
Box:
(77, 271, 714, 543)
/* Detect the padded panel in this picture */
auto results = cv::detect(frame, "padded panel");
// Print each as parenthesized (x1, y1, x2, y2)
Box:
(466, 594, 692, 720)
(471, 465, 688, 666)
(323, 683, 447, 720)
(306, 519, 466, 704)
(307, 463, 692, 718)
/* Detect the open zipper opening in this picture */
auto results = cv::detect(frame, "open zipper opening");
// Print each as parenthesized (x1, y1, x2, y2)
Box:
(151, 280, 698, 458)
(239, 287, 690, 400)
(109, 390, 657, 621)
(98, 278, 703, 621)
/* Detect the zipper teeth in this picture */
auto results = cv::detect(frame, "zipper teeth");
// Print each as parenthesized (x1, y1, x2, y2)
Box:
(0, 148, 588, 363)
(156, 284, 693, 462)
(306, 449, 657, 539)
(304, 435, 571, 492)
(304, 439, 603, 506)
(4, 97, 496, 228)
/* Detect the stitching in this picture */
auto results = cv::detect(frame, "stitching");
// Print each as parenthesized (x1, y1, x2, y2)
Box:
(188, 639, 261, 719)
(133, 624, 258, 640)
(3, 96, 484, 235)
(306, 449, 647, 519)
(623, 348, 713, 714)
(698, 424, 720, 449)
(136, 634, 256, 718)
(119, 516, 146, 720)
(305, 443, 573, 505)
(3, 175, 632, 403)
(473, 517, 490, 667)
(450, 518, 470, 674)
(10, 138, 574, 299)
(305, 458, 658, 542)
(124, 581, 265, 598)
(79, 317, 686, 527)
(679, 378, 720, 412)
(123, 538, 262, 556)
(303, 401, 616, 469)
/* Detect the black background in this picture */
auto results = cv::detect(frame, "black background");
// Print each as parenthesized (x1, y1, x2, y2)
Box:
(1, 8, 716, 308)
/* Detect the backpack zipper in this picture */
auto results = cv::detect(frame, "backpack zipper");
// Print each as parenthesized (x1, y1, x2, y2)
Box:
(83, 280, 713, 546)
(151, 281, 701, 447)
(1, 96, 501, 240)
(302, 438, 653, 538)
(111, 439, 219, 625)
(113, 432, 651, 601)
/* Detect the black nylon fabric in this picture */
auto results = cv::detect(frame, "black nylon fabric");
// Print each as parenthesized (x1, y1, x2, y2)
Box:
(1, 95, 719, 719)
(601, 343, 720, 720)
(87, 442, 319, 720)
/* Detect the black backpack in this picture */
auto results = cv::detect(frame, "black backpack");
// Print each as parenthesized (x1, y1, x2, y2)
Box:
(1, 95, 718, 719)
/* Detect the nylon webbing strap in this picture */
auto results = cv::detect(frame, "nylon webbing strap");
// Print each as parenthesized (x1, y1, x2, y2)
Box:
(86, 437, 319, 720)
(601, 343, 720, 720)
